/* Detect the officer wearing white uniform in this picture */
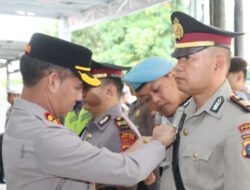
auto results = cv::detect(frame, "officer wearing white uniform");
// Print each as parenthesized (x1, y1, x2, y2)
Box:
(160, 11, 250, 190)
(2, 33, 176, 190)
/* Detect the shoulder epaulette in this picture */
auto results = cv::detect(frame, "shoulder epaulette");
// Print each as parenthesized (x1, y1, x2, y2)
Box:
(44, 112, 61, 124)
(114, 117, 130, 131)
(230, 94, 250, 112)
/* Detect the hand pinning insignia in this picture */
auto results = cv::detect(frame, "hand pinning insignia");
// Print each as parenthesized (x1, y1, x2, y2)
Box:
(44, 112, 61, 125)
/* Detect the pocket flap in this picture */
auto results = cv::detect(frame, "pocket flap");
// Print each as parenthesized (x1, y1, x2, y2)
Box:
(182, 144, 213, 161)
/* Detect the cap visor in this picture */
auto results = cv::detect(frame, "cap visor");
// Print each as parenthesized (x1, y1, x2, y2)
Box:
(171, 47, 208, 58)
(79, 72, 101, 87)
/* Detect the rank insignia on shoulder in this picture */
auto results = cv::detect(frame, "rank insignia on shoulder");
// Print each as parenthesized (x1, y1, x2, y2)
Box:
(230, 94, 250, 112)
(120, 132, 137, 152)
(115, 117, 130, 131)
(44, 112, 61, 125)
(210, 96, 224, 113)
(98, 115, 111, 126)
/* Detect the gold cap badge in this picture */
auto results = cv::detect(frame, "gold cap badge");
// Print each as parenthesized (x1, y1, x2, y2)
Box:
(173, 17, 184, 40)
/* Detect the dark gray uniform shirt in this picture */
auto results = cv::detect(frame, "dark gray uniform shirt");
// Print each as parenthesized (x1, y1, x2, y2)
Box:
(82, 103, 139, 152)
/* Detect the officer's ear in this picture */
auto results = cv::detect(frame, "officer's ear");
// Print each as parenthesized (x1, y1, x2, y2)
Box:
(105, 84, 116, 98)
(47, 72, 61, 93)
(214, 54, 226, 72)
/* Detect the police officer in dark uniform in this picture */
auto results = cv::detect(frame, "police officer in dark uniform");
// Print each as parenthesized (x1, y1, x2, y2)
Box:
(82, 61, 141, 190)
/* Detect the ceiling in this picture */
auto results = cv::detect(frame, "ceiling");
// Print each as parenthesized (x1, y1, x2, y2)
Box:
(0, 0, 169, 67)
(0, 0, 116, 19)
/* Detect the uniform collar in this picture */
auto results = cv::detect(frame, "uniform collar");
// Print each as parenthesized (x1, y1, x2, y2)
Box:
(14, 98, 62, 125)
(185, 80, 232, 119)
(93, 103, 121, 131)
(14, 98, 48, 120)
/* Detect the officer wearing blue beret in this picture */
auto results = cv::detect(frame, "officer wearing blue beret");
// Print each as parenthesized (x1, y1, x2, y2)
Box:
(125, 57, 179, 190)
(124, 57, 174, 137)
(162, 11, 250, 190)
(2, 33, 176, 190)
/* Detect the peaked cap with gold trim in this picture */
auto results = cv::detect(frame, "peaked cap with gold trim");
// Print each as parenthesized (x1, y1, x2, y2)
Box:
(24, 33, 100, 86)
(91, 60, 131, 79)
(171, 11, 244, 58)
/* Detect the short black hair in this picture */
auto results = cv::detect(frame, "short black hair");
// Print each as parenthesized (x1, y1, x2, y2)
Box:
(101, 77, 124, 97)
(229, 57, 247, 80)
(20, 55, 72, 87)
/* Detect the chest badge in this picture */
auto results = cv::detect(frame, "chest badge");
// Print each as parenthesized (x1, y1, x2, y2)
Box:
(242, 139, 250, 159)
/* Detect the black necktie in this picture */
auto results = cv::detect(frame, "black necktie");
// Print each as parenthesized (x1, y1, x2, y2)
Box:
(172, 113, 186, 190)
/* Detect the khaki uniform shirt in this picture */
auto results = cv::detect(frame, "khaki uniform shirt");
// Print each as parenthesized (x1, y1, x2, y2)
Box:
(160, 81, 250, 190)
(3, 98, 166, 190)
(129, 101, 155, 136)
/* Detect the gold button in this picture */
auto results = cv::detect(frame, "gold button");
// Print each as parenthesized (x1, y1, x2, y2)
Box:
(134, 109, 141, 117)
(86, 133, 92, 139)
(193, 152, 198, 159)
(183, 128, 189, 136)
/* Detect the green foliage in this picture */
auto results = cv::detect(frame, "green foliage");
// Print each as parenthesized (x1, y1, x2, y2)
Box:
(72, 1, 186, 66)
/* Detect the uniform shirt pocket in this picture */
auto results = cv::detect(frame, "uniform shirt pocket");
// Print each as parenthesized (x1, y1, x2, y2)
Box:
(181, 144, 213, 183)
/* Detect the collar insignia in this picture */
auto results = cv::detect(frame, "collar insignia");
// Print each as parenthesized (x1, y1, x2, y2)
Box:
(44, 112, 61, 125)
(173, 17, 184, 40)
(210, 96, 224, 113)
(98, 115, 111, 126)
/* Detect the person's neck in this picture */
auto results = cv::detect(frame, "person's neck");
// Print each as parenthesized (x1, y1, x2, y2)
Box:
(193, 82, 224, 110)
(21, 86, 52, 114)
(93, 100, 119, 119)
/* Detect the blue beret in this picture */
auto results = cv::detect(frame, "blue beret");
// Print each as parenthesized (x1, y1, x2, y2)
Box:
(123, 57, 173, 91)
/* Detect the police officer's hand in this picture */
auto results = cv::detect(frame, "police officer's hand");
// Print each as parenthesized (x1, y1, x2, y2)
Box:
(153, 124, 176, 147)
(144, 172, 156, 185)
(126, 137, 145, 152)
